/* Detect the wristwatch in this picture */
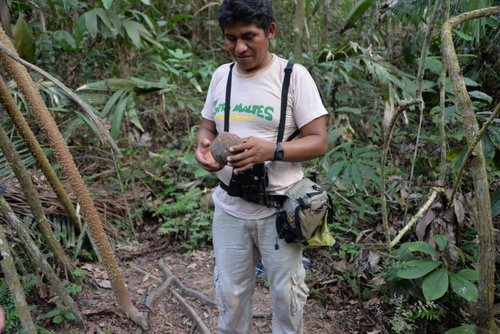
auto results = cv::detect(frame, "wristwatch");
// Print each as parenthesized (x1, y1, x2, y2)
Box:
(274, 143, 285, 161)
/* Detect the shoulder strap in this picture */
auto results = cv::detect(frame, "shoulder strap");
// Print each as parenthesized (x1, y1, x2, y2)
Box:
(277, 61, 294, 143)
(224, 61, 295, 141)
(224, 62, 236, 132)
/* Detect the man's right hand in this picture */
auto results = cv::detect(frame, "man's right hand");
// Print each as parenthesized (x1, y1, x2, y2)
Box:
(195, 139, 224, 172)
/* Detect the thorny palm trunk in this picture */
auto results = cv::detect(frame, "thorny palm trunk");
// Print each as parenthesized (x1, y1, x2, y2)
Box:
(0, 120, 74, 276)
(0, 196, 85, 328)
(0, 209, 37, 333)
(441, 6, 500, 333)
(0, 27, 147, 329)
(0, 76, 80, 232)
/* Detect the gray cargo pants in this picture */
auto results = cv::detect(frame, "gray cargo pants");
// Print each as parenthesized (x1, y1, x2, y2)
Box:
(213, 206, 309, 334)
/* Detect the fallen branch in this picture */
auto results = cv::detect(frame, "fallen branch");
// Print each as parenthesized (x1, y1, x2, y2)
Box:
(158, 259, 216, 306)
(388, 187, 445, 248)
(134, 258, 216, 334)
(171, 289, 212, 334)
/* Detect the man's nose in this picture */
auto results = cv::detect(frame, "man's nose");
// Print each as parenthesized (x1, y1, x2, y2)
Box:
(235, 40, 247, 53)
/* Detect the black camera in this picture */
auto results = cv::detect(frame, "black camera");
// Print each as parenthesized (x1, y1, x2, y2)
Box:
(227, 163, 268, 203)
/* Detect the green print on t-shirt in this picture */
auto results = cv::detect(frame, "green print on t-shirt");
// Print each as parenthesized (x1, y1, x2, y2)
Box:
(213, 100, 274, 121)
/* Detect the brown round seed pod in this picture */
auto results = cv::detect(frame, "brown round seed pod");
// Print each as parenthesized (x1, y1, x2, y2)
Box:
(210, 132, 243, 164)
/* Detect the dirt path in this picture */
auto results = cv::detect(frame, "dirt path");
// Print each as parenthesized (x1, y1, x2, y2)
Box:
(68, 243, 379, 334)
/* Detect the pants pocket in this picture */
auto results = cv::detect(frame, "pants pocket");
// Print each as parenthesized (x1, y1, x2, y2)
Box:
(214, 265, 225, 311)
(291, 268, 309, 316)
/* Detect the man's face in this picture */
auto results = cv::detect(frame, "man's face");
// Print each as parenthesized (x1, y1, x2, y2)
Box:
(223, 21, 276, 74)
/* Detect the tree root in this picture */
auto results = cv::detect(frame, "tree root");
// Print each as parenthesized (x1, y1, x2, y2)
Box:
(134, 258, 216, 334)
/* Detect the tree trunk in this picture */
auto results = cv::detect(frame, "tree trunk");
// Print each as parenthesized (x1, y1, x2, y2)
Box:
(0, 196, 86, 328)
(0, 210, 37, 333)
(0, 76, 81, 233)
(441, 6, 500, 334)
(293, 0, 305, 62)
(0, 121, 75, 276)
(0, 27, 148, 329)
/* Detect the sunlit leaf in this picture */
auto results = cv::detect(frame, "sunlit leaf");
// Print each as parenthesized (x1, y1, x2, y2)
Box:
(449, 272, 478, 302)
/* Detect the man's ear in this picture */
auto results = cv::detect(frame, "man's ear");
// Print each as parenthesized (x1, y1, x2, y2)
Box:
(268, 22, 277, 39)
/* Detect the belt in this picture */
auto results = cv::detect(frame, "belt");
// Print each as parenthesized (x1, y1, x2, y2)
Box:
(219, 182, 287, 208)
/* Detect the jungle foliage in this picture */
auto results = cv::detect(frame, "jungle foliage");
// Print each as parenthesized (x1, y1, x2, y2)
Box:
(0, 0, 499, 333)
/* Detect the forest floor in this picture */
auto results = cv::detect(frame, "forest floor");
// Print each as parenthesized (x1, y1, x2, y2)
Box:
(52, 226, 383, 334)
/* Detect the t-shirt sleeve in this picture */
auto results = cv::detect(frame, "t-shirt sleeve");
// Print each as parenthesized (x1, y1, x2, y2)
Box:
(201, 65, 227, 121)
(291, 64, 328, 129)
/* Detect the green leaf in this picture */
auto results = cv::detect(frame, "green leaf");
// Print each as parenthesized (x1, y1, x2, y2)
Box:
(447, 146, 467, 171)
(406, 241, 440, 255)
(110, 94, 129, 139)
(358, 164, 380, 185)
(425, 57, 442, 75)
(456, 269, 479, 282)
(396, 260, 442, 279)
(482, 134, 496, 165)
(350, 162, 363, 190)
(44, 310, 61, 318)
(327, 160, 346, 181)
(445, 324, 476, 334)
(13, 15, 36, 62)
(469, 90, 493, 104)
(327, 127, 347, 145)
(487, 126, 500, 150)
(123, 20, 141, 47)
(434, 235, 448, 251)
(83, 9, 98, 37)
(343, 0, 372, 31)
(336, 106, 362, 114)
(491, 187, 500, 217)
(102, 0, 113, 9)
(53, 315, 65, 324)
(449, 272, 478, 302)
(453, 29, 474, 41)
(422, 268, 449, 301)
(64, 312, 76, 320)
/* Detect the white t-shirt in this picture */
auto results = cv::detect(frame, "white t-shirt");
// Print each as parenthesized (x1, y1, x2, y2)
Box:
(201, 54, 328, 219)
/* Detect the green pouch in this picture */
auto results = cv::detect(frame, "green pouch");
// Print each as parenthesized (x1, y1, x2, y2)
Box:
(303, 212, 335, 248)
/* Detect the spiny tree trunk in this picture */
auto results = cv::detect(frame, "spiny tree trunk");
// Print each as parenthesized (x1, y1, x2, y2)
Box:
(0, 120, 74, 276)
(0, 27, 147, 329)
(0, 196, 86, 328)
(441, 6, 500, 334)
(0, 205, 37, 333)
(0, 76, 80, 232)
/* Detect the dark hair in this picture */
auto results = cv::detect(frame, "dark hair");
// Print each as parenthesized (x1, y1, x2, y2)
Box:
(218, 0, 275, 35)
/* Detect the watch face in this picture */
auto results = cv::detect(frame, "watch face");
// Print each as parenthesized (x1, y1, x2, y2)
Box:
(275, 144, 284, 160)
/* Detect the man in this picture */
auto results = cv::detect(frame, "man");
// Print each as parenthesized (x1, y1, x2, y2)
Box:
(194, 0, 328, 333)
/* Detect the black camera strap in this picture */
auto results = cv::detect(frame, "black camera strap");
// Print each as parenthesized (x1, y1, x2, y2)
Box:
(223, 60, 298, 142)
(223, 62, 236, 133)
